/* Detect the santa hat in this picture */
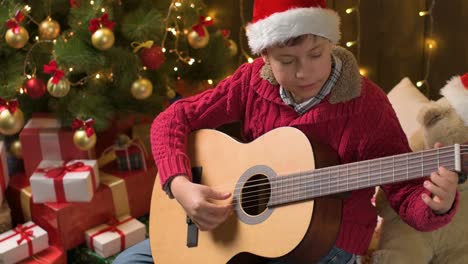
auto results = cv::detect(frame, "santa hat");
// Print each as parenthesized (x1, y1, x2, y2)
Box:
(440, 73, 468, 125)
(246, 0, 341, 54)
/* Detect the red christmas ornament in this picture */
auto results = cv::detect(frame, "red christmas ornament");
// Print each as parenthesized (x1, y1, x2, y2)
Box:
(23, 78, 46, 99)
(139, 45, 165, 70)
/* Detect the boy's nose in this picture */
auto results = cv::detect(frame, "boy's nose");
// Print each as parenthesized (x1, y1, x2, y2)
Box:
(295, 68, 307, 79)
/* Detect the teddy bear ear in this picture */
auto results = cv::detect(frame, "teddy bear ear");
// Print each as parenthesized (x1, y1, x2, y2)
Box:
(417, 101, 445, 127)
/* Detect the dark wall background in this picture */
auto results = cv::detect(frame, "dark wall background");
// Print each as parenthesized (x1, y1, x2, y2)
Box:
(205, 0, 467, 99)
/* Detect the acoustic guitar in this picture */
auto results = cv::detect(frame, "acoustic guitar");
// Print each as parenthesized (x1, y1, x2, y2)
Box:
(149, 127, 466, 263)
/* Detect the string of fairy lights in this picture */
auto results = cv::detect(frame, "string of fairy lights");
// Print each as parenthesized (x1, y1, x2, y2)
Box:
(417, 0, 436, 93)
(344, 0, 363, 75)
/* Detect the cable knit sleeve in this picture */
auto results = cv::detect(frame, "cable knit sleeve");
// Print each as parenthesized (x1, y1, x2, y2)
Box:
(150, 63, 251, 187)
(360, 94, 459, 232)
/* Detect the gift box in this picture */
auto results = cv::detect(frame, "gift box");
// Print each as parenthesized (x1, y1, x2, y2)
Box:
(6, 173, 33, 225)
(114, 139, 148, 171)
(19, 116, 95, 178)
(102, 164, 157, 218)
(85, 215, 146, 258)
(31, 185, 116, 251)
(0, 222, 49, 264)
(0, 141, 10, 206)
(30, 160, 99, 203)
(20, 246, 66, 264)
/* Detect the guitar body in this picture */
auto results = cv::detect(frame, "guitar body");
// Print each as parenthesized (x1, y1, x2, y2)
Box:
(150, 127, 343, 264)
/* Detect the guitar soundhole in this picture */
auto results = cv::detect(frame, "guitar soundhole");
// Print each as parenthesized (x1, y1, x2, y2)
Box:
(241, 174, 271, 216)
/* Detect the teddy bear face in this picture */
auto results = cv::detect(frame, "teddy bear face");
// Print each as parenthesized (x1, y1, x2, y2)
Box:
(419, 98, 468, 149)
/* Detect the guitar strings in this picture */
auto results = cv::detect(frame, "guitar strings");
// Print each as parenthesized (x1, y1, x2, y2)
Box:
(205, 147, 463, 209)
(237, 155, 455, 209)
(238, 158, 455, 211)
(211, 146, 459, 192)
(210, 145, 462, 192)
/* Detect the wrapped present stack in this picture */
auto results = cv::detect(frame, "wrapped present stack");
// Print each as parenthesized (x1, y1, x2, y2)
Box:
(3, 115, 156, 263)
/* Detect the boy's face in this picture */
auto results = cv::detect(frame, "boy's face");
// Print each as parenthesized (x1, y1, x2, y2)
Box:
(262, 35, 333, 104)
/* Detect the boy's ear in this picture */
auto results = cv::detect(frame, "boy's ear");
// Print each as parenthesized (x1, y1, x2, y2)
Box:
(260, 51, 269, 64)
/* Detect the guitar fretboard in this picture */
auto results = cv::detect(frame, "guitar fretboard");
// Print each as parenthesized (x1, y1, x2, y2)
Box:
(268, 145, 462, 207)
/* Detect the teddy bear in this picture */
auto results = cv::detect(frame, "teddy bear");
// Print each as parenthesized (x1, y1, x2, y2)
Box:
(371, 73, 468, 264)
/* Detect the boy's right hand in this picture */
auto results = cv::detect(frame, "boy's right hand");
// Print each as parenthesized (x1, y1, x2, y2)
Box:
(170, 175, 232, 231)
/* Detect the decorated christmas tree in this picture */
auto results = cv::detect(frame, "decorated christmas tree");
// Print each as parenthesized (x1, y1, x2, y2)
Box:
(0, 0, 235, 147)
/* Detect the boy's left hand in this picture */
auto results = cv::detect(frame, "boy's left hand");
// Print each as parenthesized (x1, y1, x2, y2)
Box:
(421, 143, 459, 214)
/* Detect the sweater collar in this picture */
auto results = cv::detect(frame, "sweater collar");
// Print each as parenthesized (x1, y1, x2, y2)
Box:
(252, 46, 362, 105)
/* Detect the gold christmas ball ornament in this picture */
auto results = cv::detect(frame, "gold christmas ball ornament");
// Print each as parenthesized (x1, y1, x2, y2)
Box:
(9, 140, 22, 159)
(47, 77, 70, 97)
(73, 129, 97, 151)
(5, 26, 29, 49)
(0, 108, 24, 136)
(187, 27, 209, 49)
(131, 78, 153, 100)
(91, 28, 115, 51)
(227, 39, 238, 57)
(39, 17, 61, 40)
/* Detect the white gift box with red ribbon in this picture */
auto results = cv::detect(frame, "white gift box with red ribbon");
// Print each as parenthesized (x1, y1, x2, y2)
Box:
(0, 141, 10, 206)
(30, 159, 100, 203)
(85, 215, 146, 258)
(0, 221, 49, 263)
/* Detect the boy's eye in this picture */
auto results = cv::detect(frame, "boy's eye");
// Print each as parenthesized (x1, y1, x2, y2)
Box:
(280, 60, 294, 65)
(309, 53, 322, 58)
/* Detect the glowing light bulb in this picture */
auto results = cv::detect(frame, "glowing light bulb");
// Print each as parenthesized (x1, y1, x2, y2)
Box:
(416, 81, 424, 87)
(419, 11, 429, 16)
(346, 8, 355, 14)
(426, 39, 437, 50)
(346, 41, 357, 47)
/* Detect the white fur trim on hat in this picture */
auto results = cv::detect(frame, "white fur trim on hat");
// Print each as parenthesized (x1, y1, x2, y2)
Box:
(246, 7, 341, 54)
(440, 75, 468, 126)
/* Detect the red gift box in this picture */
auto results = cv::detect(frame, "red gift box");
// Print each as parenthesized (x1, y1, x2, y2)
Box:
(31, 185, 115, 250)
(102, 164, 157, 218)
(19, 116, 95, 178)
(19, 246, 66, 264)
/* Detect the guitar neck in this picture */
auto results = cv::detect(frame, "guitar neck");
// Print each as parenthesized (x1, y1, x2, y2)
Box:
(269, 145, 462, 207)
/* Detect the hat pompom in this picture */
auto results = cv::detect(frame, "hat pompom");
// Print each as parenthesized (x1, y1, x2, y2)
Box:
(440, 73, 468, 125)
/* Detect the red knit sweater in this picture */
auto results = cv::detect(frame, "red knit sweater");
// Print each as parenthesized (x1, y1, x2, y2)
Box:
(151, 57, 457, 255)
